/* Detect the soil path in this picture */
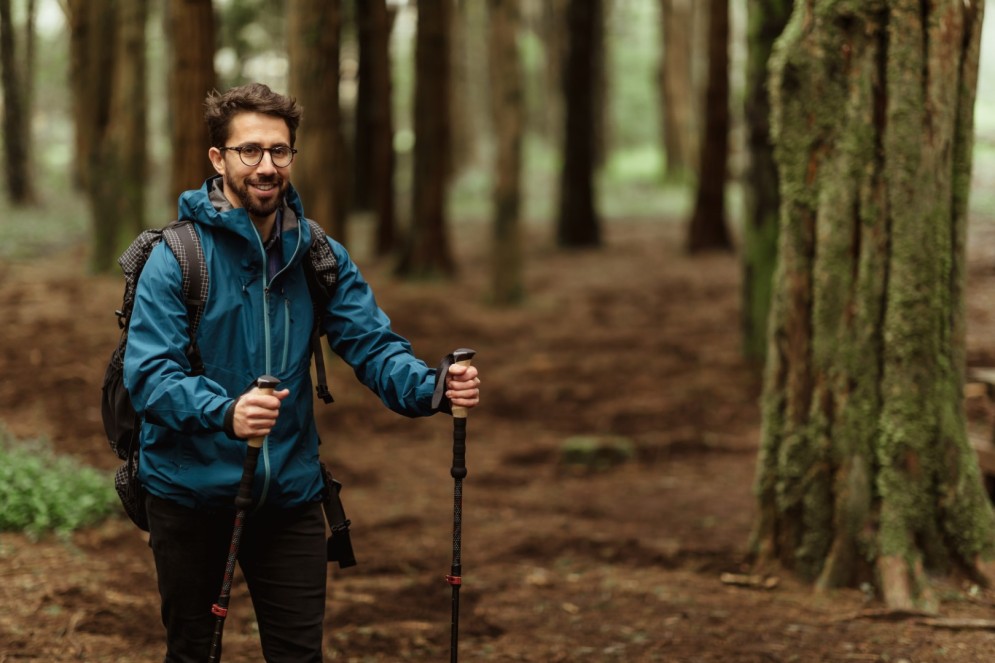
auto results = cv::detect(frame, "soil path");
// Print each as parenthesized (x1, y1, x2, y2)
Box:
(3, 218, 995, 661)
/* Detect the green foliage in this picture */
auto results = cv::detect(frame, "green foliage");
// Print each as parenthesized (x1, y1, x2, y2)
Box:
(559, 435, 635, 472)
(0, 428, 117, 538)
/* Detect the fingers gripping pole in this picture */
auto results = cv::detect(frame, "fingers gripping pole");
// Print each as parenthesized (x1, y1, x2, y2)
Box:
(446, 349, 474, 663)
(209, 375, 279, 663)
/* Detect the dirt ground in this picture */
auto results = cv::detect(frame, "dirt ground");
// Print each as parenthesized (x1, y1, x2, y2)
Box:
(5, 215, 995, 662)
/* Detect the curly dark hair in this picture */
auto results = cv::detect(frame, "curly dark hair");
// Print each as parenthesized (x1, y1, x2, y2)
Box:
(203, 83, 303, 148)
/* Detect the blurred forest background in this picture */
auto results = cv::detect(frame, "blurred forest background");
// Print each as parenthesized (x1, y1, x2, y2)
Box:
(5, 1, 995, 660)
(1, 0, 994, 292)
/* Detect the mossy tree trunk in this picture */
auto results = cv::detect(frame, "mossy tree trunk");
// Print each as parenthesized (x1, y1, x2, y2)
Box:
(753, 0, 995, 612)
(741, 0, 793, 362)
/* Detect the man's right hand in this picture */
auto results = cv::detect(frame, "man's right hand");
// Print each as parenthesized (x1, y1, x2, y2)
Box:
(232, 388, 290, 440)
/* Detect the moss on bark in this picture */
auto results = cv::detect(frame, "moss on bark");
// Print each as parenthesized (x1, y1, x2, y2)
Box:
(753, 0, 995, 610)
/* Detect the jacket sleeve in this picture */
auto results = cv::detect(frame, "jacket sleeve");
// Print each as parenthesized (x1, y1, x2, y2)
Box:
(321, 239, 439, 417)
(123, 242, 235, 433)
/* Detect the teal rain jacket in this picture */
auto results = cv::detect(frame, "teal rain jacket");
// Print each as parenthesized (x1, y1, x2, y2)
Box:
(124, 176, 440, 509)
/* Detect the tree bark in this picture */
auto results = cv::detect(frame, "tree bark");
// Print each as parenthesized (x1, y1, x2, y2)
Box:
(556, 0, 601, 249)
(167, 0, 216, 206)
(354, 0, 397, 255)
(397, 0, 454, 278)
(289, 0, 345, 240)
(741, 0, 793, 361)
(98, 1, 147, 269)
(659, 0, 697, 180)
(488, 0, 524, 305)
(753, 0, 995, 612)
(0, 0, 32, 204)
(686, 0, 732, 253)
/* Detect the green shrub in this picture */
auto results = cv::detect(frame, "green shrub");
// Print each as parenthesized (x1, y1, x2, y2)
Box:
(0, 428, 117, 538)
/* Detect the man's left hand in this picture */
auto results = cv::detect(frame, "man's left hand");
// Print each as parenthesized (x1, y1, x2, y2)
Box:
(446, 364, 480, 410)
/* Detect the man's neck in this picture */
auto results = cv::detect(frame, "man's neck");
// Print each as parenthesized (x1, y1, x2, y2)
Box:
(252, 215, 277, 243)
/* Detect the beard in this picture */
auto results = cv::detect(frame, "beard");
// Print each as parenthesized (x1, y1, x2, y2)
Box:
(224, 171, 289, 219)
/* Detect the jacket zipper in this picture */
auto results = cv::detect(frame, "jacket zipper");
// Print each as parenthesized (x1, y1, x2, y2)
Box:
(254, 221, 305, 509)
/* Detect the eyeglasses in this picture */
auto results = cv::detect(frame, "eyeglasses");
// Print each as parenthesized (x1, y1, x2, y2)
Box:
(220, 143, 297, 167)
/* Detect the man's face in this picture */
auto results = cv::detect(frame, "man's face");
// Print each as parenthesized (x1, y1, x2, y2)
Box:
(208, 112, 293, 223)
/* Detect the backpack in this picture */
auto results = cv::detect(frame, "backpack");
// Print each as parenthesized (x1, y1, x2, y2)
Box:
(100, 218, 338, 531)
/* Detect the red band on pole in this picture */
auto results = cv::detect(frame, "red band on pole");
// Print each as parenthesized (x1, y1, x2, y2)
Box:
(211, 604, 228, 618)
(445, 575, 462, 586)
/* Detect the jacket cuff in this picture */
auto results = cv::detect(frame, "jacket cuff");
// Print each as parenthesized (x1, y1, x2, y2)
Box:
(223, 398, 240, 439)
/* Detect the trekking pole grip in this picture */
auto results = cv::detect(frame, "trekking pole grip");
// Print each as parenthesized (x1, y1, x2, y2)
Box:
(235, 375, 280, 510)
(449, 349, 475, 480)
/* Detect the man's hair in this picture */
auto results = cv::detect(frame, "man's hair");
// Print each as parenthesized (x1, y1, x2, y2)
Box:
(204, 83, 303, 148)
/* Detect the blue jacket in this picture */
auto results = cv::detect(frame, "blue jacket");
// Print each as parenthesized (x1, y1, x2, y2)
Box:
(124, 176, 440, 509)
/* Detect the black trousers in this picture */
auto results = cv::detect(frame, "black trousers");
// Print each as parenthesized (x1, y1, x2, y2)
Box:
(146, 494, 327, 663)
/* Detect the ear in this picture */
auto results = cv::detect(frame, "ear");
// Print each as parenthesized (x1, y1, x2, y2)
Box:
(208, 147, 226, 175)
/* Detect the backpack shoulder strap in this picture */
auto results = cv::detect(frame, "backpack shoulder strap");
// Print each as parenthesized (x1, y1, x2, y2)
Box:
(161, 220, 209, 375)
(303, 219, 338, 404)
(304, 219, 338, 305)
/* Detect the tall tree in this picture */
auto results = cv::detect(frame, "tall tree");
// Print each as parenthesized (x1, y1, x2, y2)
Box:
(449, 0, 488, 173)
(289, 0, 345, 239)
(658, 0, 696, 179)
(102, 0, 148, 239)
(354, 0, 396, 255)
(397, 0, 454, 278)
(488, 0, 524, 305)
(556, 0, 601, 248)
(68, 0, 148, 272)
(0, 0, 34, 203)
(167, 0, 216, 206)
(686, 0, 731, 253)
(753, 0, 993, 611)
(741, 0, 793, 361)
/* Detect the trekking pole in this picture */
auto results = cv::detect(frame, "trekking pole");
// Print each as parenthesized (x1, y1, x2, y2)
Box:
(208, 375, 280, 663)
(443, 349, 476, 663)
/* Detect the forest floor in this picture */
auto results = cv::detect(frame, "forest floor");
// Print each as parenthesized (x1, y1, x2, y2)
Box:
(5, 213, 995, 662)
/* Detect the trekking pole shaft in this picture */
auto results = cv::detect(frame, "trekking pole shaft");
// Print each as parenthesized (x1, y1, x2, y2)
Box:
(208, 375, 278, 662)
(447, 353, 473, 663)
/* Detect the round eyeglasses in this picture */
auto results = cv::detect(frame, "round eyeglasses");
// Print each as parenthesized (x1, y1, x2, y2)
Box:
(220, 144, 297, 167)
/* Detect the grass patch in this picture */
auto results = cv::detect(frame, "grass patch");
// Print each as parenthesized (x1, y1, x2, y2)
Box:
(0, 427, 117, 538)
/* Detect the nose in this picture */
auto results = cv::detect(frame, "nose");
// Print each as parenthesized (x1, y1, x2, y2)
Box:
(255, 151, 278, 174)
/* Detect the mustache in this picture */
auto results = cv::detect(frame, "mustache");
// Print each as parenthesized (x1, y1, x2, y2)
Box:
(249, 174, 282, 185)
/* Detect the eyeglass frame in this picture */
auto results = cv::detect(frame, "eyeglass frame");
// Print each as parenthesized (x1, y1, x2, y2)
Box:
(219, 143, 298, 167)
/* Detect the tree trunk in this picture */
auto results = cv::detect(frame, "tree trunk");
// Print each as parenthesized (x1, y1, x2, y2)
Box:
(754, 0, 995, 612)
(449, 0, 487, 173)
(741, 0, 793, 361)
(108, 0, 148, 239)
(686, 0, 731, 253)
(488, 0, 524, 305)
(354, 0, 397, 255)
(289, 0, 345, 240)
(0, 0, 34, 204)
(90, 0, 148, 271)
(556, 0, 601, 249)
(527, 0, 565, 145)
(167, 0, 216, 206)
(397, 0, 454, 278)
(659, 0, 697, 180)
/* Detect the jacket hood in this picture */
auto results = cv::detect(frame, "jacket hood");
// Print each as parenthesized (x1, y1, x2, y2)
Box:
(177, 175, 310, 245)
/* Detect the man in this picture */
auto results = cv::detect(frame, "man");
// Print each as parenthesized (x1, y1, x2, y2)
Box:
(124, 82, 480, 662)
